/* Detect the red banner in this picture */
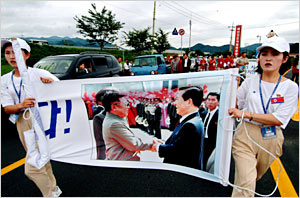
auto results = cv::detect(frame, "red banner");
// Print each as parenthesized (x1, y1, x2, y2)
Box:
(234, 25, 242, 57)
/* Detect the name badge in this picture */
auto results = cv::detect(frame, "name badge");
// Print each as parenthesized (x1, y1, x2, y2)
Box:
(261, 126, 277, 139)
(271, 97, 284, 104)
(9, 113, 19, 124)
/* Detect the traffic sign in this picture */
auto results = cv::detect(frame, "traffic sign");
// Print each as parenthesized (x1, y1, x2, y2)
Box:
(172, 28, 178, 35)
(179, 29, 185, 36)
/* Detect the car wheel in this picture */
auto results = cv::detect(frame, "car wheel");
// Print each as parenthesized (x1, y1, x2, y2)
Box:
(130, 72, 135, 76)
(150, 71, 155, 75)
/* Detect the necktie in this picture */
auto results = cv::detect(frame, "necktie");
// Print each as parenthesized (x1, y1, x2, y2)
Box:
(203, 112, 210, 138)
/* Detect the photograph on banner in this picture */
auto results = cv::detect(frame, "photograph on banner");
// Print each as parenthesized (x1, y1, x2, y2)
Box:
(81, 74, 224, 174)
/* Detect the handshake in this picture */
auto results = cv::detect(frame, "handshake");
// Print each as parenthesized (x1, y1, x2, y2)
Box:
(149, 138, 164, 152)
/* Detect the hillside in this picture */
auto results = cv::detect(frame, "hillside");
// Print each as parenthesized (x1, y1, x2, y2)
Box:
(21, 36, 298, 54)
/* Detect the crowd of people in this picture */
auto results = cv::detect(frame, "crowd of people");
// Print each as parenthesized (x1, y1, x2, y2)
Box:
(167, 52, 249, 73)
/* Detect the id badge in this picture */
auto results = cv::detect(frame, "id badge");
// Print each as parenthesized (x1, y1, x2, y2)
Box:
(9, 113, 19, 124)
(261, 126, 277, 139)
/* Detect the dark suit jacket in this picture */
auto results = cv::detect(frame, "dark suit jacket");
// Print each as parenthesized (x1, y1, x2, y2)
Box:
(182, 58, 191, 72)
(93, 111, 106, 160)
(158, 112, 204, 170)
(200, 109, 219, 170)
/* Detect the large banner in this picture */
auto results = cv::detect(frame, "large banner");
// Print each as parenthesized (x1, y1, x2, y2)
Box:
(33, 69, 238, 186)
(234, 25, 242, 57)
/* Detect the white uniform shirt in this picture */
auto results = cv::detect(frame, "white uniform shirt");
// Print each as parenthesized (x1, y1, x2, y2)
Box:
(237, 75, 298, 129)
(1, 67, 59, 107)
(124, 62, 129, 70)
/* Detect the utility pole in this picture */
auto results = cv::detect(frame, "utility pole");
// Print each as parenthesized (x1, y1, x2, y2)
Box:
(228, 22, 235, 53)
(152, 0, 156, 54)
(189, 19, 192, 51)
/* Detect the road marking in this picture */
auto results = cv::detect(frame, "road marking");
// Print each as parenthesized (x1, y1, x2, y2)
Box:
(270, 158, 298, 197)
(1, 158, 25, 176)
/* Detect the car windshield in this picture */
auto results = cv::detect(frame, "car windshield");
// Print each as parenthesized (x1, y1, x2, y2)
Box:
(133, 57, 156, 66)
(34, 57, 74, 74)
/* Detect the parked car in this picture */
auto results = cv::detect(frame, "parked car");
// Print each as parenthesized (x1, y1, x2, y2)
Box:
(33, 52, 122, 80)
(130, 54, 168, 76)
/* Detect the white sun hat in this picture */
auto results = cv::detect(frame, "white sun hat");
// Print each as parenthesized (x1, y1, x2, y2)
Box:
(256, 36, 290, 54)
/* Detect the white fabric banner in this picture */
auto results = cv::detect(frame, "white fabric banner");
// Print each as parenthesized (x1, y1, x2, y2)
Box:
(33, 69, 238, 185)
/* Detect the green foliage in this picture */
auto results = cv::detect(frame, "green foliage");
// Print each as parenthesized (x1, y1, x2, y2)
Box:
(153, 28, 171, 54)
(123, 27, 153, 53)
(74, 3, 124, 50)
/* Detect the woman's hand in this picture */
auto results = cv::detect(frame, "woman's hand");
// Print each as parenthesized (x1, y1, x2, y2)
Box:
(228, 108, 244, 119)
(40, 77, 54, 83)
(20, 98, 35, 108)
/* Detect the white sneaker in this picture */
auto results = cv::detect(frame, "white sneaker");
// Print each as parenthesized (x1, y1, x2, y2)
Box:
(51, 186, 62, 197)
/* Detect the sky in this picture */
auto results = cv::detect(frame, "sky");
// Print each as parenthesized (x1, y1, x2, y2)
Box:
(1, 1, 299, 49)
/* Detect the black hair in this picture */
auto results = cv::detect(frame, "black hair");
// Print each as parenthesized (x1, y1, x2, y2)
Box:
(3, 42, 30, 55)
(101, 92, 124, 113)
(179, 86, 203, 107)
(255, 51, 290, 75)
(207, 92, 220, 101)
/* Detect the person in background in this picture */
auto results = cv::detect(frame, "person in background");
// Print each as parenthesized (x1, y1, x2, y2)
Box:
(208, 56, 217, 71)
(181, 53, 191, 73)
(123, 59, 130, 76)
(170, 55, 179, 73)
(199, 56, 207, 72)
(93, 88, 112, 160)
(291, 55, 299, 85)
(228, 34, 298, 197)
(236, 52, 249, 73)
(200, 92, 219, 171)
(1, 38, 62, 197)
(217, 54, 225, 70)
(224, 54, 233, 69)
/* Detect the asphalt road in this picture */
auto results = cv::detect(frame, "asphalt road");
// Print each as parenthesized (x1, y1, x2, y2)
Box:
(1, 104, 298, 197)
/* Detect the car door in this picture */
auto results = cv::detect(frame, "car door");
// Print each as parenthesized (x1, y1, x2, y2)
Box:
(92, 56, 110, 77)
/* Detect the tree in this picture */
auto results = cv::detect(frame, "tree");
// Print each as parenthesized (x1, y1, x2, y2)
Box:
(153, 28, 171, 54)
(123, 27, 152, 52)
(74, 3, 124, 50)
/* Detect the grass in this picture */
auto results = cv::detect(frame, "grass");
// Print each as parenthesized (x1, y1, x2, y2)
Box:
(1, 63, 14, 76)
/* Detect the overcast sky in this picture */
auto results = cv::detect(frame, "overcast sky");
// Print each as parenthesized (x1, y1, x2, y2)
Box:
(1, 1, 299, 48)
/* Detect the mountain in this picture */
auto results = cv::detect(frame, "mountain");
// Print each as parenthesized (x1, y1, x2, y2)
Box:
(22, 36, 115, 48)
(21, 36, 298, 54)
(189, 42, 298, 54)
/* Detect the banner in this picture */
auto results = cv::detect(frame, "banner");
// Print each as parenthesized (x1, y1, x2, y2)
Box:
(234, 25, 242, 57)
(33, 69, 238, 186)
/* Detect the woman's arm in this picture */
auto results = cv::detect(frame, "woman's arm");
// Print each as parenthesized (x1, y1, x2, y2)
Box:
(4, 98, 35, 114)
(228, 108, 282, 126)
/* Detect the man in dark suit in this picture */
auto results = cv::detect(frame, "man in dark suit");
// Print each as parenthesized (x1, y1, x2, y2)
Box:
(158, 86, 204, 170)
(181, 54, 192, 73)
(200, 92, 219, 171)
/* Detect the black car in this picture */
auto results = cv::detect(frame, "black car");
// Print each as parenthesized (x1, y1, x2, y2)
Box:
(33, 52, 122, 80)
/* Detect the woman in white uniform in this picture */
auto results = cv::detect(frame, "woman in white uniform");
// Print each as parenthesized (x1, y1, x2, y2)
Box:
(228, 35, 298, 197)
(1, 38, 62, 197)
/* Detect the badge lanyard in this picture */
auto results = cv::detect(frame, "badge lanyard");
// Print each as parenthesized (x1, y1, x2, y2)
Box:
(259, 75, 281, 114)
(11, 71, 23, 103)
